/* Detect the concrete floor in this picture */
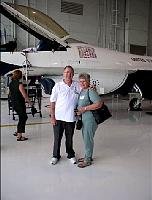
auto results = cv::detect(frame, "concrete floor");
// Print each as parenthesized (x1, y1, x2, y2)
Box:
(1, 96, 152, 200)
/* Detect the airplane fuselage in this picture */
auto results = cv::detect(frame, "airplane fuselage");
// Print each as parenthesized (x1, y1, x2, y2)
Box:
(1, 43, 152, 94)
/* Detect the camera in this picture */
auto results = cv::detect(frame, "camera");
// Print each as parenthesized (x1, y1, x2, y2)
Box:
(74, 109, 78, 116)
(76, 119, 82, 130)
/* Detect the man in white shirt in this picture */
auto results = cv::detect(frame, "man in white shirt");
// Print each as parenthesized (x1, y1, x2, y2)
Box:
(50, 66, 80, 165)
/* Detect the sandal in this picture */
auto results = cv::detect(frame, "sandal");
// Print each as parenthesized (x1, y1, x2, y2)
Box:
(17, 136, 28, 141)
(13, 132, 17, 136)
(78, 158, 93, 162)
(78, 161, 92, 168)
(78, 158, 85, 162)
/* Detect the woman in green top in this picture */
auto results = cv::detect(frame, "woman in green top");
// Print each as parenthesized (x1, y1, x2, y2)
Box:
(77, 73, 103, 168)
(9, 70, 33, 141)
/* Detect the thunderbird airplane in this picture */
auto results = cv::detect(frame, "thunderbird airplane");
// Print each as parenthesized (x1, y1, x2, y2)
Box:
(0, 2, 152, 111)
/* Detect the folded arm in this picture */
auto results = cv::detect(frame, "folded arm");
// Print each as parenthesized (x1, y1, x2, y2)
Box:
(78, 101, 103, 113)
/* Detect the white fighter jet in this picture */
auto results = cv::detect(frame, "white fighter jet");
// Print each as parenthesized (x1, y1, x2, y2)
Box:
(1, 2, 152, 110)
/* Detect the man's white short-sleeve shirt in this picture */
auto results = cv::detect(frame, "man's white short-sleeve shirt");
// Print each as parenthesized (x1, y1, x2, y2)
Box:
(50, 80, 80, 122)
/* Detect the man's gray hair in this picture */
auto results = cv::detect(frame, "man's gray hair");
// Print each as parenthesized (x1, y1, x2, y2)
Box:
(79, 73, 90, 83)
(64, 66, 74, 74)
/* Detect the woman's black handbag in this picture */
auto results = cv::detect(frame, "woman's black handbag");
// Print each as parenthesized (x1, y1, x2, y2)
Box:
(91, 103, 112, 124)
(88, 90, 112, 124)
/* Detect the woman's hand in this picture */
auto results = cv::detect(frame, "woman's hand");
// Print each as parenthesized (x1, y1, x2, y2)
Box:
(28, 101, 34, 107)
(90, 84, 97, 91)
(78, 107, 87, 113)
(19, 84, 33, 106)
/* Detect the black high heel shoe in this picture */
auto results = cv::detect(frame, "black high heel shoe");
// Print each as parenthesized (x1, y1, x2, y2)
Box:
(17, 136, 28, 141)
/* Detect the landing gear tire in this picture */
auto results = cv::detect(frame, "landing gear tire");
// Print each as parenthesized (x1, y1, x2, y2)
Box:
(40, 112, 42, 118)
(129, 98, 142, 111)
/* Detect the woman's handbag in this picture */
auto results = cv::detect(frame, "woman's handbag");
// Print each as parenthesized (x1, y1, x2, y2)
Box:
(88, 90, 112, 124)
(91, 103, 112, 124)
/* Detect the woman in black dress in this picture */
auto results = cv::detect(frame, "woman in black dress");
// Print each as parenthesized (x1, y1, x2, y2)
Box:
(9, 70, 33, 141)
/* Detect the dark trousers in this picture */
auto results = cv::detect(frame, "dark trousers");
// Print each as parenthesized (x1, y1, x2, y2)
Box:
(53, 120, 75, 159)
(14, 106, 28, 133)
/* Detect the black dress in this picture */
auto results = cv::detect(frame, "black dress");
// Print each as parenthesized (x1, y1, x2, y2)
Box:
(9, 80, 28, 133)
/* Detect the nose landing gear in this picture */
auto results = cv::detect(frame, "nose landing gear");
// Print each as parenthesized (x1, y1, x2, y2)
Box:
(129, 98, 142, 111)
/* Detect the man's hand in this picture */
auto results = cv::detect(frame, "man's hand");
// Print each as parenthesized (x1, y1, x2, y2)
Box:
(50, 102, 57, 125)
(90, 84, 97, 91)
(50, 115, 57, 125)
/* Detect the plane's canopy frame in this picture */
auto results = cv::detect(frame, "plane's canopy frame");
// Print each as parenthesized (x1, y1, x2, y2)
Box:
(0, 2, 70, 47)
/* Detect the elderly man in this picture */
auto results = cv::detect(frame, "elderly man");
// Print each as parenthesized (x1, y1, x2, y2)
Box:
(50, 66, 80, 165)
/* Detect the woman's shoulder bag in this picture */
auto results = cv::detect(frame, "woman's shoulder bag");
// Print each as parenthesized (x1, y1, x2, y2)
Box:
(88, 90, 112, 124)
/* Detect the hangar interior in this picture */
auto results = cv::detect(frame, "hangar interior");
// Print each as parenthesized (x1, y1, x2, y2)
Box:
(1, 1, 152, 200)
(1, 0, 152, 97)
(1, 0, 152, 55)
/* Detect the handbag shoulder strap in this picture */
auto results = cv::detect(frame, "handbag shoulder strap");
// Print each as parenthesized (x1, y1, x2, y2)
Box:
(87, 89, 92, 104)
(88, 89, 104, 105)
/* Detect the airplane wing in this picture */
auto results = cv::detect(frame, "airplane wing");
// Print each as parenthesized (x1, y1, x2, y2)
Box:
(0, 61, 22, 75)
(0, 2, 69, 48)
(0, 40, 17, 52)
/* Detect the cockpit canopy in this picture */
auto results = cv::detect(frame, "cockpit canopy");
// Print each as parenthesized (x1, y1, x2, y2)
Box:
(0, 2, 69, 48)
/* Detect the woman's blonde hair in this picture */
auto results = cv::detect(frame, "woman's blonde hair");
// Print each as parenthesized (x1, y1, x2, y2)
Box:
(12, 70, 22, 80)
(79, 73, 90, 83)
